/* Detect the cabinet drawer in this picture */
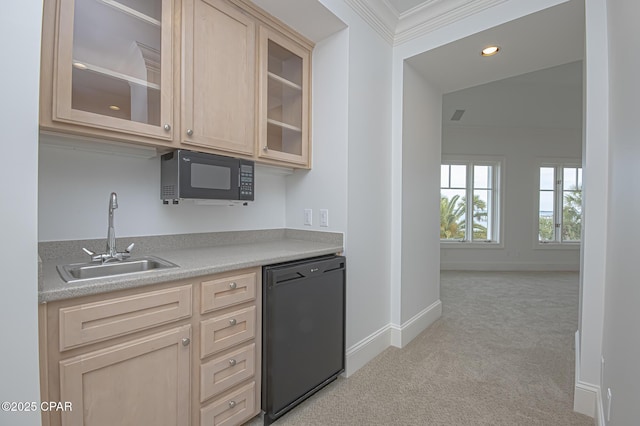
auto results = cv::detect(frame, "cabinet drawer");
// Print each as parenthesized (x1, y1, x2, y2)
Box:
(201, 343, 255, 402)
(59, 285, 192, 351)
(201, 306, 255, 358)
(201, 272, 256, 314)
(200, 381, 256, 426)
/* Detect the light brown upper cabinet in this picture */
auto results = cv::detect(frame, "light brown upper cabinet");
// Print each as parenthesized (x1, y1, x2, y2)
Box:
(41, 0, 176, 143)
(257, 26, 311, 168)
(181, 0, 255, 156)
(41, 0, 314, 168)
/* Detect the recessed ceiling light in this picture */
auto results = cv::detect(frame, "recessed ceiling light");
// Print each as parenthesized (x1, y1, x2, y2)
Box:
(73, 62, 87, 70)
(109, 105, 121, 111)
(481, 46, 500, 57)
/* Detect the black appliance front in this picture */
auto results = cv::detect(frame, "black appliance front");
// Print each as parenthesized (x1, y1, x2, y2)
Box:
(262, 255, 346, 425)
(176, 150, 253, 201)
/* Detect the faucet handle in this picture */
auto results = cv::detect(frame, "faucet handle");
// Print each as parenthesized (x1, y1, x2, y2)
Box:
(82, 247, 96, 257)
(125, 243, 135, 253)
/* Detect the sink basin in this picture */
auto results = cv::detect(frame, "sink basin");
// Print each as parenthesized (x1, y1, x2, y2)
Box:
(57, 256, 179, 282)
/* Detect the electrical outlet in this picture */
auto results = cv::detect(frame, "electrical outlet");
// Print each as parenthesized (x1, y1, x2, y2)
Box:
(304, 209, 312, 226)
(319, 209, 329, 227)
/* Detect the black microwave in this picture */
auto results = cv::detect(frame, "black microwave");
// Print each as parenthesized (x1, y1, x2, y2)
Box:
(161, 150, 254, 204)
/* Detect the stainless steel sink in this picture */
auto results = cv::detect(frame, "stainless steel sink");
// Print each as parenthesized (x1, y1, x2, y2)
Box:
(57, 256, 179, 282)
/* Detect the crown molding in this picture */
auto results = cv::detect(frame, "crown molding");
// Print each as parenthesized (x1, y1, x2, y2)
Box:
(344, 0, 396, 44)
(346, 0, 508, 46)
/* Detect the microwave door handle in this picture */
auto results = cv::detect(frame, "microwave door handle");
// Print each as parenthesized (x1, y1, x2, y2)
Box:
(238, 169, 241, 188)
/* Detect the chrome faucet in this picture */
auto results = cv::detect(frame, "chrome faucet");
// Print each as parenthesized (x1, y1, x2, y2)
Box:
(82, 192, 134, 263)
(107, 192, 118, 259)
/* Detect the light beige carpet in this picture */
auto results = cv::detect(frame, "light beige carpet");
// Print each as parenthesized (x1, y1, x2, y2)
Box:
(249, 271, 594, 425)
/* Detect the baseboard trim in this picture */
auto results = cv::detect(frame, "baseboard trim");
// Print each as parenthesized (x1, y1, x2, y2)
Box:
(596, 387, 606, 426)
(390, 300, 442, 348)
(440, 261, 579, 271)
(574, 330, 598, 418)
(345, 325, 391, 377)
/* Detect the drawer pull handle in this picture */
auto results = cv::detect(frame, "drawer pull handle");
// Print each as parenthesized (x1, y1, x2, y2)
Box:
(229, 358, 237, 366)
(181, 338, 190, 347)
(228, 400, 236, 409)
(229, 318, 237, 326)
(229, 282, 237, 290)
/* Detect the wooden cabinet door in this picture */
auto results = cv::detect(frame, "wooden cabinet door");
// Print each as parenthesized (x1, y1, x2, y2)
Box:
(257, 26, 311, 167)
(50, 0, 175, 140)
(59, 325, 191, 426)
(181, 0, 255, 155)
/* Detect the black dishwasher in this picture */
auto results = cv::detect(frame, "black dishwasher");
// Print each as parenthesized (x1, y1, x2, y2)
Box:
(262, 255, 346, 425)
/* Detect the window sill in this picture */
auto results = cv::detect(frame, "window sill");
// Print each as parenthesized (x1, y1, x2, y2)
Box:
(440, 241, 503, 249)
(534, 242, 581, 250)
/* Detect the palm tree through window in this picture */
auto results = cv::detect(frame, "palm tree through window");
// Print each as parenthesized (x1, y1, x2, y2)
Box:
(440, 160, 500, 243)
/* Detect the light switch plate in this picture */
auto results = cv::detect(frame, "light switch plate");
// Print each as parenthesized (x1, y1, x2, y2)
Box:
(320, 209, 329, 227)
(304, 209, 312, 226)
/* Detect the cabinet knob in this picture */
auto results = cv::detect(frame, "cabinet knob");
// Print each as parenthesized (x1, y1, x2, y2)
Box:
(228, 400, 236, 409)
(163, 124, 171, 131)
(229, 282, 237, 290)
(263, 146, 268, 152)
(229, 318, 237, 326)
(186, 129, 193, 136)
(229, 358, 237, 367)
(181, 338, 190, 347)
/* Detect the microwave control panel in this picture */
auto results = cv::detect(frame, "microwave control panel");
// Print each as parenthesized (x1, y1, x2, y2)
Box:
(239, 161, 254, 200)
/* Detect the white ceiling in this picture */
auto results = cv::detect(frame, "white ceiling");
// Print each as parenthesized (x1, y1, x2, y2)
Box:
(406, 0, 585, 94)
(442, 60, 583, 129)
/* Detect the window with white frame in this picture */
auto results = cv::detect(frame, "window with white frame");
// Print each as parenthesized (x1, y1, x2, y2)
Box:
(440, 158, 501, 243)
(538, 164, 582, 243)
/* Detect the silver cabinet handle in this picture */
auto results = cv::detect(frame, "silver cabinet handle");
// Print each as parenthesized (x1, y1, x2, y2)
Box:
(263, 146, 268, 152)
(229, 282, 237, 290)
(229, 318, 237, 326)
(229, 358, 237, 366)
(181, 338, 190, 346)
(163, 124, 171, 131)
(228, 400, 236, 409)
(186, 129, 193, 136)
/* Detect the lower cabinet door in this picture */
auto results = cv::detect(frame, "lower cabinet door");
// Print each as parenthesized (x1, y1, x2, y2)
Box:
(59, 325, 191, 426)
(200, 382, 256, 426)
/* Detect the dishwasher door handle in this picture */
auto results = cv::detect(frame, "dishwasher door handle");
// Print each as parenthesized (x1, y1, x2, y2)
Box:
(268, 256, 345, 286)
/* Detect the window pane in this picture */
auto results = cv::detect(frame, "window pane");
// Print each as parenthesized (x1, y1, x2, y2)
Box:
(441, 189, 466, 240)
(472, 189, 490, 241)
(539, 190, 554, 241)
(440, 165, 450, 188)
(540, 167, 554, 190)
(474, 165, 491, 189)
(563, 167, 578, 190)
(562, 188, 582, 241)
(450, 165, 466, 188)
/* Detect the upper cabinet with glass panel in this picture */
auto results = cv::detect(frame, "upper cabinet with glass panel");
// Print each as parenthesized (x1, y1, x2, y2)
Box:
(42, 0, 174, 142)
(258, 26, 311, 168)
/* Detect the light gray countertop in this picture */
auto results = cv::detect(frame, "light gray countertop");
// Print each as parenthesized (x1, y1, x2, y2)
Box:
(39, 229, 343, 303)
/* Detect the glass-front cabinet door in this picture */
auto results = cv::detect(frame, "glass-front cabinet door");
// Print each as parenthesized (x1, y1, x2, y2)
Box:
(53, 0, 174, 140)
(258, 27, 311, 168)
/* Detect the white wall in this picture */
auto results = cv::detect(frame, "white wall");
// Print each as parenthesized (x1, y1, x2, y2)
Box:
(0, 2, 42, 426)
(441, 126, 582, 271)
(574, 0, 609, 416)
(399, 63, 441, 330)
(38, 145, 287, 241)
(343, 6, 393, 356)
(601, 0, 640, 423)
(285, 29, 349, 233)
